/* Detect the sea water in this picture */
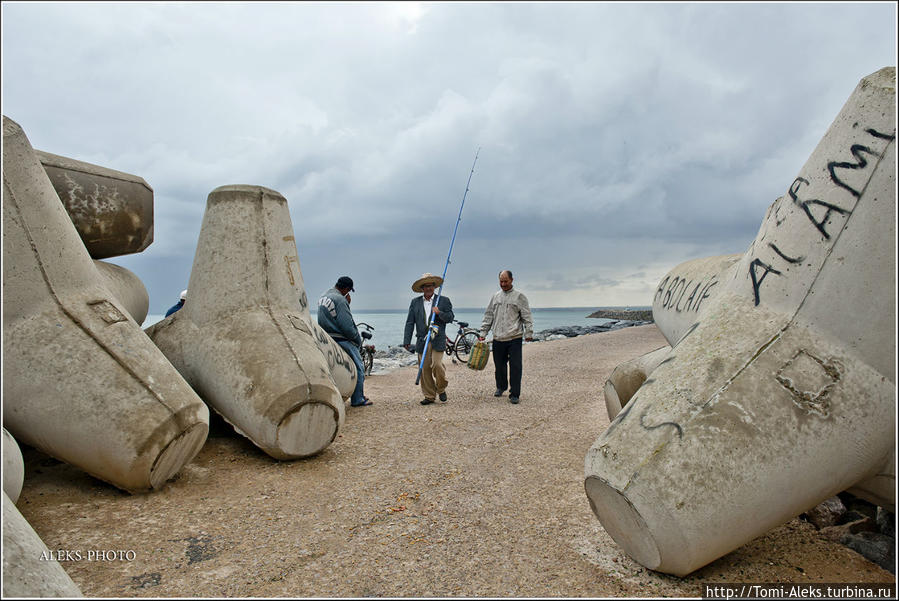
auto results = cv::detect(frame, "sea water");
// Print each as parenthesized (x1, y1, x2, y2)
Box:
(143, 306, 649, 349)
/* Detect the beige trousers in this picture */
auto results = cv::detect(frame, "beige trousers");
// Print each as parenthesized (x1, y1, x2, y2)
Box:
(418, 346, 447, 400)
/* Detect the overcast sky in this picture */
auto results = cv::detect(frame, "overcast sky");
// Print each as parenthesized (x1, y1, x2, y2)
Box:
(2, 2, 896, 312)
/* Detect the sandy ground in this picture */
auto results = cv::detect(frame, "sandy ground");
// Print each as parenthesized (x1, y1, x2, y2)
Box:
(14, 325, 895, 598)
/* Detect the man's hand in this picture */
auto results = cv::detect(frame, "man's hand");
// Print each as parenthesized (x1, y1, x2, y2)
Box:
(525, 337, 534, 342)
(432, 306, 440, 315)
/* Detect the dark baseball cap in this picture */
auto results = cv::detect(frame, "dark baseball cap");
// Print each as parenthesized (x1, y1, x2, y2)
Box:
(336, 276, 355, 291)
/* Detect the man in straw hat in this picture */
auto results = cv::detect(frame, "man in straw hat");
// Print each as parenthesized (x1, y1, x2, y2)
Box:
(403, 272, 455, 406)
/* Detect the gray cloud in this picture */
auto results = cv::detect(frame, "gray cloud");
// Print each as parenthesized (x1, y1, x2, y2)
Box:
(2, 2, 894, 312)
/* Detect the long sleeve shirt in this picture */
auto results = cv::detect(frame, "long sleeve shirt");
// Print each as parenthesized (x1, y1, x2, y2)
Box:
(480, 288, 533, 342)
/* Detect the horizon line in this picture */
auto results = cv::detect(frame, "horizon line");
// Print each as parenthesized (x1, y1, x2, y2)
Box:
(146, 305, 651, 316)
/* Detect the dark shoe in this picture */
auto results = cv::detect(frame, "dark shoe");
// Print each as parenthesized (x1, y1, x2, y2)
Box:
(420, 398, 434, 405)
(439, 392, 448, 402)
(493, 389, 504, 397)
(509, 396, 519, 404)
(351, 399, 373, 407)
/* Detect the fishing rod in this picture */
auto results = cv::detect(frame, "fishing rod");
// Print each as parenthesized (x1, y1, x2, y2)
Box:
(415, 147, 480, 385)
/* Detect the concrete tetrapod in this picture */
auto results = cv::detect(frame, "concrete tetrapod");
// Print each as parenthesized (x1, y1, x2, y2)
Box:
(145, 184, 349, 460)
(611, 251, 895, 502)
(3, 428, 25, 503)
(2, 492, 83, 598)
(585, 67, 896, 576)
(2, 116, 210, 493)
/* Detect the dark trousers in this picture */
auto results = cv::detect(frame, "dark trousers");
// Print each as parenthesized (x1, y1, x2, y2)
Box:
(492, 337, 523, 397)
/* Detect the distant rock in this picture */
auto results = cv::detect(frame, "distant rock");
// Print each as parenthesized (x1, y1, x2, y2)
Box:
(588, 309, 654, 322)
(531, 320, 652, 341)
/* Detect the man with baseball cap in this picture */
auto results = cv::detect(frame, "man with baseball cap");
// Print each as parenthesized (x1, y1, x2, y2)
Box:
(403, 272, 455, 405)
(318, 276, 371, 407)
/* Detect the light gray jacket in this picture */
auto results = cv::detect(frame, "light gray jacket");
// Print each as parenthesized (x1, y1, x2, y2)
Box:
(480, 288, 533, 342)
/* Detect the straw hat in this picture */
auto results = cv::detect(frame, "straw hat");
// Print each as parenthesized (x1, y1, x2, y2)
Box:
(412, 272, 444, 292)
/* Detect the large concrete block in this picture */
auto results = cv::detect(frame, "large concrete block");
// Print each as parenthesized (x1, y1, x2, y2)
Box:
(2, 492, 83, 598)
(36, 149, 153, 259)
(585, 67, 896, 576)
(2, 115, 209, 493)
(3, 428, 25, 504)
(145, 184, 349, 460)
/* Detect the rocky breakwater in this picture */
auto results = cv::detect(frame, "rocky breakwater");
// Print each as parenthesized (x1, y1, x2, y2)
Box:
(587, 308, 654, 322)
(533, 319, 653, 342)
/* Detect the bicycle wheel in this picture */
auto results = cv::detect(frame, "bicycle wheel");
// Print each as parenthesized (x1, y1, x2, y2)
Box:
(454, 332, 480, 363)
(363, 349, 374, 376)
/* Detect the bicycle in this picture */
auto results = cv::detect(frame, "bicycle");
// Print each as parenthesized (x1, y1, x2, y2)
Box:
(445, 320, 481, 363)
(356, 322, 375, 376)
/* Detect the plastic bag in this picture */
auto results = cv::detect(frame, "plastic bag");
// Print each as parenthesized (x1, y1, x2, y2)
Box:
(467, 340, 489, 371)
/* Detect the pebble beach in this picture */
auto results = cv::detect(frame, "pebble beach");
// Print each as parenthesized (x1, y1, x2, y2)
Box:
(14, 324, 894, 598)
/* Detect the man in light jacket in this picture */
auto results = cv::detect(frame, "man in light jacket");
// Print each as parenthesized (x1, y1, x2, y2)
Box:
(479, 270, 533, 404)
(404, 272, 455, 406)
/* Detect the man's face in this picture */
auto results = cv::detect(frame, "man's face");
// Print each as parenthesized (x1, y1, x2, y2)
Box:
(421, 283, 435, 299)
(499, 273, 513, 292)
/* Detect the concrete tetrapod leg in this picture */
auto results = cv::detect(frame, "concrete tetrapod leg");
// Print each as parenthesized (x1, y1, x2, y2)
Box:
(310, 320, 360, 398)
(3, 492, 84, 598)
(2, 116, 209, 493)
(603, 346, 671, 421)
(585, 67, 896, 576)
(93, 259, 150, 325)
(35, 149, 154, 260)
(145, 185, 348, 460)
(3, 428, 25, 503)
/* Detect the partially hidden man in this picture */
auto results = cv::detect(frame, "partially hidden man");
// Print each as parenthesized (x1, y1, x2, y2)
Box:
(404, 272, 455, 406)
(479, 270, 533, 404)
(318, 276, 372, 407)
